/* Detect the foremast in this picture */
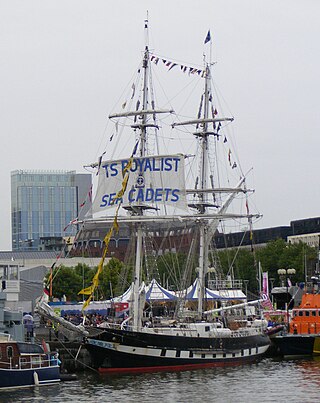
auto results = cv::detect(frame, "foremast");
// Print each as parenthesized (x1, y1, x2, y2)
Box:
(98, 19, 177, 331)
(104, 22, 152, 331)
(122, 20, 174, 331)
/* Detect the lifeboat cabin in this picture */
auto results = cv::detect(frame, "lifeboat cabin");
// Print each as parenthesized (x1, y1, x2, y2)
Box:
(290, 294, 320, 335)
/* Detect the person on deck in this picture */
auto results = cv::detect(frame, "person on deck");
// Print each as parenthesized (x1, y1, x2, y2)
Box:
(23, 312, 34, 341)
(51, 352, 61, 366)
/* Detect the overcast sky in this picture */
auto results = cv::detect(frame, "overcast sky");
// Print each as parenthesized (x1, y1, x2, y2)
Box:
(1, 0, 320, 250)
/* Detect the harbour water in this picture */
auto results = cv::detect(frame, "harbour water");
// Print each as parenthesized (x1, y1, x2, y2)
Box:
(2, 357, 320, 403)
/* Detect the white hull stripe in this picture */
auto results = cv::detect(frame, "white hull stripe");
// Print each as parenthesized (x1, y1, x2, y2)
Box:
(0, 379, 60, 390)
(88, 339, 269, 359)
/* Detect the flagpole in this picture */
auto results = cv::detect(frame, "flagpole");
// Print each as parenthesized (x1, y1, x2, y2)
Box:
(210, 32, 212, 65)
(50, 266, 53, 300)
(258, 261, 262, 295)
(204, 29, 212, 61)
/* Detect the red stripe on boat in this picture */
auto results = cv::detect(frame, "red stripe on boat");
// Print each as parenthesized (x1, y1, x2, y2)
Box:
(98, 360, 249, 374)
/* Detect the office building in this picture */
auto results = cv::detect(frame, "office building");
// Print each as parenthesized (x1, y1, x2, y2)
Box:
(11, 170, 92, 251)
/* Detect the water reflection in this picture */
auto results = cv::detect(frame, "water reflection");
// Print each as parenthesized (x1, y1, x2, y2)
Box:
(2, 358, 320, 403)
(294, 356, 320, 387)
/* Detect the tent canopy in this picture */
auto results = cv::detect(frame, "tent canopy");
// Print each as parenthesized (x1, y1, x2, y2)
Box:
(145, 279, 177, 301)
(113, 278, 246, 303)
(177, 278, 246, 300)
(181, 278, 221, 300)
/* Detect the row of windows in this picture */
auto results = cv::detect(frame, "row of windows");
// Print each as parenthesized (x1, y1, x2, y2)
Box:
(18, 187, 77, 206)
(13, 174, 74, 183)
(293, 310, 320, 317)
(0, 265, 19, 280)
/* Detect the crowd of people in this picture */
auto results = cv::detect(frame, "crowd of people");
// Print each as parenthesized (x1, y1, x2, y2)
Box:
(64, 312, 108, 326)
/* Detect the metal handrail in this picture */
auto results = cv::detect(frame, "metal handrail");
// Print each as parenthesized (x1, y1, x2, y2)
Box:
(0, 356, 57, 370)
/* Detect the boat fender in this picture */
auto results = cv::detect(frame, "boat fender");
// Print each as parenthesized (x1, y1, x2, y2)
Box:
(33, 371, 40, 386)
(60, 373, 78, 382)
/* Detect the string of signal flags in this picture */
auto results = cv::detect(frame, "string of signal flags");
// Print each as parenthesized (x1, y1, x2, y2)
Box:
(149, 53, 208, 77)
(149, 30, 213, 76)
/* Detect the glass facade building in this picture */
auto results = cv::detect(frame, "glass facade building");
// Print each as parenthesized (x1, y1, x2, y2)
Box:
(11, 170, 92, 251)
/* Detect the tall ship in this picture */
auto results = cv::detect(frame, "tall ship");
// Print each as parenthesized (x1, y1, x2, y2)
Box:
(76, 20, 270, 372)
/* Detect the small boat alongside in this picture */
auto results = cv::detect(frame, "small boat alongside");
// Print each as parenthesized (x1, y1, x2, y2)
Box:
(272, 292, 320, 357)
(272, 334, 317, 357)
(0, 286, 60, 389)
(265, 324, 285, 337)
(0, 333, 60, 389)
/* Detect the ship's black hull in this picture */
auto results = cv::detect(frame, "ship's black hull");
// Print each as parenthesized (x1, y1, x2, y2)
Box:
(85, 327, 270, 372)
(271, 334, 319, 357)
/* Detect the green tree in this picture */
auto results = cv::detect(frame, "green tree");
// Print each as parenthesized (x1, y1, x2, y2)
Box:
(98, 258, 123, 299)
(215, 239, 317, 293)
(49, 265, 85, 301)
(216, 248, 257, 292)
(256, 238, 287, 278)
(256, 239, 317, 285)
(47, 239, 317, 301)
(74, 263, 94, 291)
(48, 259, 124, 301)
(278, 242, 316, 282)
(156, 252, 195, 290)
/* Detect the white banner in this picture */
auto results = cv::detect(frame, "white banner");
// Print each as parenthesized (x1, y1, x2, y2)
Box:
(92, 154, 187, 213)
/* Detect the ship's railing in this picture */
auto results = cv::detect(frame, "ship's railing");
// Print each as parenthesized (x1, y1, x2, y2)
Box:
(0, 332, 11, 342)
(0, 355, 58, 370)
(208, 279, 243, 290)
(140, 324, 264, 338)
(141, 326, 199, 337)
(229, 327, 264, 337)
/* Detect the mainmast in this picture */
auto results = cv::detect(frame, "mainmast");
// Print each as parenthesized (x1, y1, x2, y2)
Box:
(172, 56, 236, 318)
(132, 19, 150, 331)
(197, 63, 211, 316)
